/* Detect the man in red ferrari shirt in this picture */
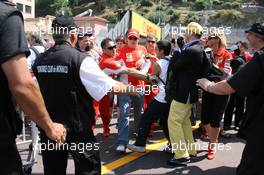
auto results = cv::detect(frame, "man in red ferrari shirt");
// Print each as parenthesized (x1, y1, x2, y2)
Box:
(99, 37, 152, 138)
(115, 29, 151, 152)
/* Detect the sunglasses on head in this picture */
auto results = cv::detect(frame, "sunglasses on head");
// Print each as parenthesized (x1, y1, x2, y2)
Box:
(128, 37, 138, 41)
(107, 45, 117, 50)
(208, 35, 218, 40)
(147, 40, 155, 43)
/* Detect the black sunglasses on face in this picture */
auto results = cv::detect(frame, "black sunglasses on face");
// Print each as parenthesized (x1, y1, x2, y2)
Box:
(107, 45, 117, 50)
(128, 37, 138, 41)
(147, 40, 155, 43)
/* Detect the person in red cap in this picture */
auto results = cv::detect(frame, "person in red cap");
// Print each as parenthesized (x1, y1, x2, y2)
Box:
(115, 29, 151, 152)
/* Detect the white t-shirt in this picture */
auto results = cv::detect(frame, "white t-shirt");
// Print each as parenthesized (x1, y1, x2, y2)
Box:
(27, 45, 45, 72)
(79, 56, 117, 101)
(154, 58, 170, 103)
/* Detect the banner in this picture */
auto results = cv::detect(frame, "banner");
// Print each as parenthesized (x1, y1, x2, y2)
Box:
(131, 11, 161, 40)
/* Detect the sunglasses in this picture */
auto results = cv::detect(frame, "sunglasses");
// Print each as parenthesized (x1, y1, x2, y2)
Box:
(128, 37, 138, 41)
(208, 36, 218, 40)
(107, 45, 117, 50)
(147, 40, 155, 43)
(84, 34, 93, 37)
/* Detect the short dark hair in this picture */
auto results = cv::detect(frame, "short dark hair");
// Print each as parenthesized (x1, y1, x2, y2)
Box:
(157, 40, 171, 56)
(177, 36, 185, 49)
(52, 32, 70, 44)
(101, 38, 113, 49)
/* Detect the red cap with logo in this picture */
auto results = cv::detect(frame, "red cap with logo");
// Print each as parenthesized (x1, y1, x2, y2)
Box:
(127, 29, 140, 38)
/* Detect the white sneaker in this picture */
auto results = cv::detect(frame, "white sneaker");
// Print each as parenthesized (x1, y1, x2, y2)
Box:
(127, 144, 146, 153)
(116, 145, 126, 152)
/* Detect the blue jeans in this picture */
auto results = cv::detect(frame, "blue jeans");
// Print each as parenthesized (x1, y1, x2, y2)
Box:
(117, 94, 144, 146)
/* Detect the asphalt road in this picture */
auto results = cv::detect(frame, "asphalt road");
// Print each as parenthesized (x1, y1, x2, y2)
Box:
(18, 116, 245, 175)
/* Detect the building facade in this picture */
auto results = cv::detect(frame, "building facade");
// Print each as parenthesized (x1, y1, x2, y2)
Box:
(11, 0, 35, 18)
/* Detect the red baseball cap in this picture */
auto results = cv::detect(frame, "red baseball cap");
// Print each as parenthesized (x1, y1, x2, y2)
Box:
(127, 29, 140, 38)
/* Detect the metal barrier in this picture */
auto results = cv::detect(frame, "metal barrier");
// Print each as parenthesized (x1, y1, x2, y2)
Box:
(16, 111, 39, 174)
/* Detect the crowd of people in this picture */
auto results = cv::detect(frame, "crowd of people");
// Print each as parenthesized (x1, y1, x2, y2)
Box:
(1, 0, 264, 174)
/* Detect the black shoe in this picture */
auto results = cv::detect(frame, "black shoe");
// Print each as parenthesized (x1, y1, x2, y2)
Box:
(167, 157, 190, 167)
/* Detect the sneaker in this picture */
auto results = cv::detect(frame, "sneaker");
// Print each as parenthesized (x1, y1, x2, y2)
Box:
(167, 157, 190, 167)
(207, 142, 217, 160)
(127, 144, 146, 153)
(116, 145, 126, 152)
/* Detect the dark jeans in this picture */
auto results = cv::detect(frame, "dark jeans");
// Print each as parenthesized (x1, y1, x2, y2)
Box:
(135, 99, 170, 147)
(224, 93, 245, 128)
(0, 141, 23, 175)
(41, 130, 101, 175)
(237, 133, 263, 175)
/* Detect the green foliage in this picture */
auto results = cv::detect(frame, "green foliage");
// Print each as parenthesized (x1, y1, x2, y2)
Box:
(140, 0, 153, 7)
(168, 9, 175, 15)
(210, 9, 244, 26)
(147, 11, 167, 24)
(94, 0, 107, 11)
(221, 1, 240, 9)
(185, 12, 200, 24)
(212, 0, 223, 6)
(169, 10, 181, 23)
(141, 7, 150, 13)
(193, 0, 214, 10)
(156, 5, 166, 11)
(36, 0, 54, 16)
(194, 0, 208, 10)
(50, 0, 72, 16)
(104, 15, 118, 23)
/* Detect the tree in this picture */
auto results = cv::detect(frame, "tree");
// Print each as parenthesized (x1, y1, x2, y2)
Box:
(50, 0, 73, 16)
(36, 0, 54, 16)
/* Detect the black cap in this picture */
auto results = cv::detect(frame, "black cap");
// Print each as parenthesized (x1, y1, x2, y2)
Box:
(245, 23, 264, 36)
(52, 16, 77, 31)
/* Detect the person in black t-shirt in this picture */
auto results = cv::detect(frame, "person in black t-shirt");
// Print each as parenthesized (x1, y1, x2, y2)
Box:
(223, 44, 246, 132)
(0, 1, 66, 174)
(196, 23, 264, 175)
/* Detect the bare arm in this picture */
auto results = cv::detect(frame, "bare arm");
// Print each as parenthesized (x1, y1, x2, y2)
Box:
(196, 78, 235, 95)
(1, 54, 66, 142)
(121, 68, 149, 82)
